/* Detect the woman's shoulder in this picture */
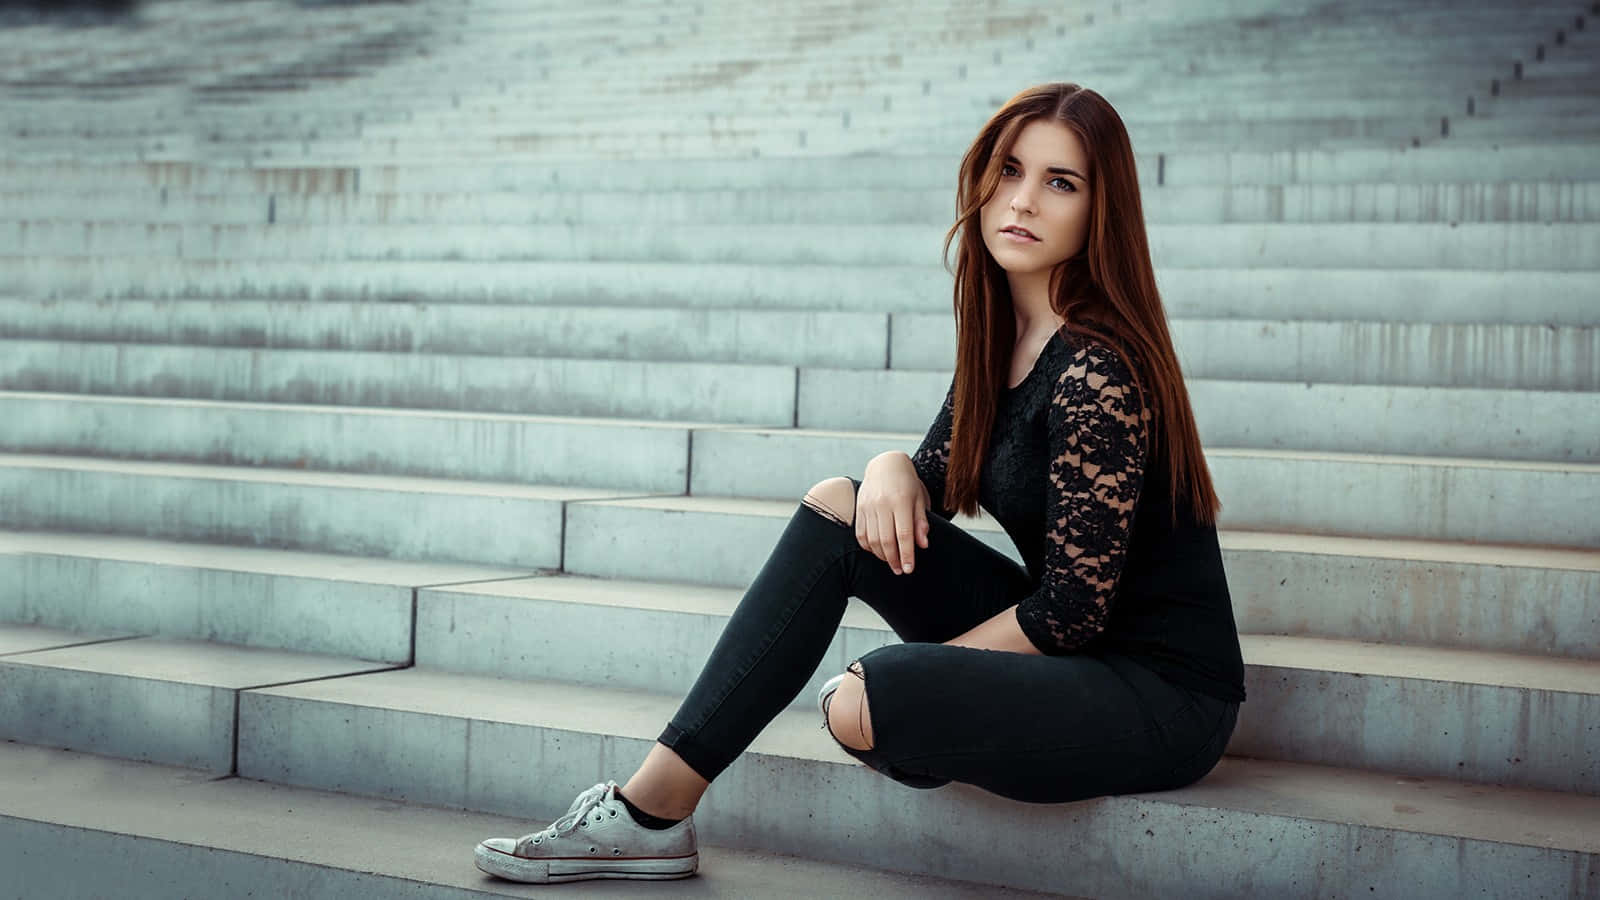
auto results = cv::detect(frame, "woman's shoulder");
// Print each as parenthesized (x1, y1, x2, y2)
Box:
(1051, 327, 1141, 392)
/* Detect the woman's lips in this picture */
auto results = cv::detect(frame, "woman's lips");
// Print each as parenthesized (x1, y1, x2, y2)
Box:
(1000, 228, 1039, 243)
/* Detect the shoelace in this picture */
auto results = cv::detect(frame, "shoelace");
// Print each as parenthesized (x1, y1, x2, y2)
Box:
(518, 781, 614, 846)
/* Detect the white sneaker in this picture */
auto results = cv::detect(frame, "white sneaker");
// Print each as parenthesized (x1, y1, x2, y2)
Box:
(474, 780, 698, 883)
(818, 672, 848, 726)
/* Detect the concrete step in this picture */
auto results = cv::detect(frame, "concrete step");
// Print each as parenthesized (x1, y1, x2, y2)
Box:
(6, 221, 1598, 270)
(0, 625, 402, 774)
(0, 452, 643, 568)
(231, 669, 1600, 895)
(813, 372, 1593, 461)
(2, 142, 1595, 195)
(2, 608, 1595, 799)
(4, 260, 1596, 327)
(564, 457, 1599, 566)
(110, 36, 1578, 103)
(3, 422, 1595, 555)
(131, 113, 1478, 157)
(4, 301, 1595, 391)
(14, 38, 1564, 110)
(904, 316, 1600, 392)
(0, 744, 1064, 900)
(0, 129, 1444, 165)
(0, 391, 700, 493)
(0, 91, 1512, 142)
(336, 96, 1462, 136)
(2, 338, 1593, 460)
(0, 338, 798, 425)
(17, 130, 1585, 167)
(4, 741, 1590, 900)
(0, 347, 1587, 470)
(401, 594, 1600, 792)
(36, 67, 1580, 134)
(10, 179, 1600, 224)
(689, 432, 1600, 547)
(0, 299, 887, 370)
(0, 530, 533, 662)
(17, 66, 1556, 128)
(4, 525, 1594, 688)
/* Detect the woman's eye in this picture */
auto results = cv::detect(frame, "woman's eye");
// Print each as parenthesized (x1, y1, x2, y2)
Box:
(1001, 164, 1018, 176)
(1051, 177, 1075, 192)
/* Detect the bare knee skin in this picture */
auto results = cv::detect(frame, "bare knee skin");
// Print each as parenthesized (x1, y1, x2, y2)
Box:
(826, 660, 875, 752)
(803, 476, 857, 529)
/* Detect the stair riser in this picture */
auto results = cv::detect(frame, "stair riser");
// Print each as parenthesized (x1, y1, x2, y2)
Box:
(695, 428, 1598, 549)
(2, 143, 1595, 194)
(0, 465, 565, 569)
(7, 221, 1598, 270)
(897, 316, 1600, 392)
(8, 304, 1596, 390)
(0, 301, 889, 371)
(6, 261, 1593, 328)
(8, 180, 1600, 223)
(0, 340, 797, 426)
(0, 393, 691, 493)
(5, 115, 1507, 158)
(798, 371, 1596, 461)
(0, 662, 234, 774)
(1236, 666, 1597, 794)
(0, 554, 413, 663)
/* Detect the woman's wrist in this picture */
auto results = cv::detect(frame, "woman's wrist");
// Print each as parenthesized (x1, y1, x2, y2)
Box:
(866, 451, 911, 475)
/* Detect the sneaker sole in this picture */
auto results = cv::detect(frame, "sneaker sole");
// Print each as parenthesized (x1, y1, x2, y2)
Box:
(474, 842, 699, 883)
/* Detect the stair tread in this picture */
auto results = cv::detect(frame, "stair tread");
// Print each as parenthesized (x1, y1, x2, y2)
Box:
(0, 629, 398, 686)
(0, 741, 1067, 899)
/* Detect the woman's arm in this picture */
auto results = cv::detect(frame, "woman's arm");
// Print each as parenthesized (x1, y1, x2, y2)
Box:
(943, 604, 1042, 654)
(1013, 342, 1151, 655)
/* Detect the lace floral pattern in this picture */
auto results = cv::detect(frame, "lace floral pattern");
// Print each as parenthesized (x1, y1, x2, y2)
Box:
(910, 377, 957, 521)
(1015, 343, 1151, 653)
(909, 339, 1152, 654)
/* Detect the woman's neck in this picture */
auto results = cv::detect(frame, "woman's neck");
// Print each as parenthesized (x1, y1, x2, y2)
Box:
(1007, 270, 1062, 336)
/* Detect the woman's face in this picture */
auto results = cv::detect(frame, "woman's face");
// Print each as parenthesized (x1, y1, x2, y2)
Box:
(979, 118, 1091, 276)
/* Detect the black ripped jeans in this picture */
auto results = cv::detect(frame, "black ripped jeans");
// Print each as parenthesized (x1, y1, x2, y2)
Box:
(657, 476, 1239, 802)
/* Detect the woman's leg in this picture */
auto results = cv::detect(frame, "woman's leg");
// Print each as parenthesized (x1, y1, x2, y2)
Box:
(811, 477, 1240, 799)
(629, 474, 1035, 815)
(833, 643, 1239, 801)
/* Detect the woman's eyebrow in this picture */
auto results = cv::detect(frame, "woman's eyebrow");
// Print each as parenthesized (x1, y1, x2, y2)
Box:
(1004, 154, 1086, 181)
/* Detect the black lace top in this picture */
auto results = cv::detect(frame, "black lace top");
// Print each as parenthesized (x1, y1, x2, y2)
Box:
(912, 327, 1247, 703)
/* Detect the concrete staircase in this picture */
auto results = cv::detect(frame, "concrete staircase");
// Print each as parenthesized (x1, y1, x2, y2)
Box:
(1, 0, 1596, 897)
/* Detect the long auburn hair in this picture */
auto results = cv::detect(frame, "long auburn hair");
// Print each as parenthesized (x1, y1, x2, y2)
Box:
(938, 82, 1220, 528)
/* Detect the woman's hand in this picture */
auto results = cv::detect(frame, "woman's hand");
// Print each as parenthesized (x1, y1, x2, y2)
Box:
(856, 453, 932, 575)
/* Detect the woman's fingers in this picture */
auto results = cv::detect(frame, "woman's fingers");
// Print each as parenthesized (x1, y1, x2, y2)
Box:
(895, 498, 917, 574)
(853, 489, 923, 575)
(878, 508, 903, 574)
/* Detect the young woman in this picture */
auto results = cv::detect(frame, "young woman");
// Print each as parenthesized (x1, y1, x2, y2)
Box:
(475, 82, 1247, 884)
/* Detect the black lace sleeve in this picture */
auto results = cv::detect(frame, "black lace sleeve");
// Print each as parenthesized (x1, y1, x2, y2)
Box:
(909, 376, 956, 520)
(1015, 343, 1151, 654)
